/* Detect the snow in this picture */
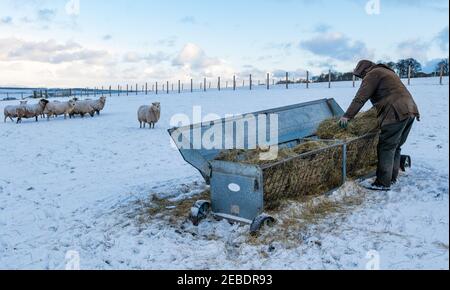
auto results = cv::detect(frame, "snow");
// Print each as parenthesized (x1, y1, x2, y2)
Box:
(0, 77, 448, 270)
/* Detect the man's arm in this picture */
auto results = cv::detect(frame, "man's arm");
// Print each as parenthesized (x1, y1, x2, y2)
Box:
(344, 71, 381, 119)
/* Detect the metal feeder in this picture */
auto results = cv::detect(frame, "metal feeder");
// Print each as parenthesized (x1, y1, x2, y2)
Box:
(169, 99, 353, 231)
(169, 99, 411, 233)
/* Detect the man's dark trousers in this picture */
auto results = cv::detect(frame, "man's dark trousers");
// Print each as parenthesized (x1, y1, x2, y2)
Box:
(377, 117, 415, 187)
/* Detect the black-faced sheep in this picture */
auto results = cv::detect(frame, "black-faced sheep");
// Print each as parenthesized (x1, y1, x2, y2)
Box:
(16, 99, 49, 123)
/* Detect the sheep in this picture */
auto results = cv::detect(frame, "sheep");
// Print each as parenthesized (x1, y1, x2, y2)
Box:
(69, 100, 95, 118)
(44, 100, 76, 120)
(4, 105, 22, 123)
(138, 102, 161, 129)
(16, 99, 49, 123)
(86, 96, 107, 115)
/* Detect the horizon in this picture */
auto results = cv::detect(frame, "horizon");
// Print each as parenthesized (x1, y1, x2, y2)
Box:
(0, 0, 449, 87)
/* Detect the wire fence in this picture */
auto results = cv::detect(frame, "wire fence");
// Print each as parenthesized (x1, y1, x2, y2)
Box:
(1, 67, 448, 101)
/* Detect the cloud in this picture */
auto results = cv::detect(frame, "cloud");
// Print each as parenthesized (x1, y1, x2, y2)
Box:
(396, 38, 430, 62)
(172, 43, 234, 77)
(123, 51, 170, 64)
(272, 69, 307, 78)
(0, 38, 110, 65)
(1, 16, 13, 24)
(103, 34, 112, 41)
(179, 16, 197, 24)
(435, 26, 449, 51)
(300, 32, 372, 62)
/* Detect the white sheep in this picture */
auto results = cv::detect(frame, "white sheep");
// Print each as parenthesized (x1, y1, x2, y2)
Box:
(3, 101, 28, 123)
(69, 100, 95, 118)
(138, 102, 161, 129)
(44, 100, 76, 120)
(87, 96, 107, 115)
(16, 99, 49, 123)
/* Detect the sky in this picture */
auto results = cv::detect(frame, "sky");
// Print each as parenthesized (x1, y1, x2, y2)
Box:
(0, 0, 448, 87)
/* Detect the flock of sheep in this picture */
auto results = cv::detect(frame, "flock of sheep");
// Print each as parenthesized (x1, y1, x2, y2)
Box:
(3, 96, 107, 123)
(3, 96, 162, 129)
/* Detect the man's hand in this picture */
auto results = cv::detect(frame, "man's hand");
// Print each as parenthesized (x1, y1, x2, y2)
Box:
(339, 117, 349, 129)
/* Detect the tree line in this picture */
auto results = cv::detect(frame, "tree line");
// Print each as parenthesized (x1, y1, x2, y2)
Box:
(313, 58, 449, 83)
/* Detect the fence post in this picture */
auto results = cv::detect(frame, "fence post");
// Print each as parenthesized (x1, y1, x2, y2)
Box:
(191, 79, 193, 92)
(408, 65, 411, 86)
(233, 75, 236, 91)
(218, 77, 221, 91)
(156, 82, 158, 95)
(178, 80, 181, 94)
(204, 78, 207, 92)
(267, 73, 270, 90)
(440, 65, 444, 85)
(167, 81, 169, 94)
(306, 71, 309, 89)
(286, 72, 289, 89)
(352, 74, 355, 88)
(328, 70, 331, 88)
(145, 83, 148, 95)
(249, 74, 252, 90)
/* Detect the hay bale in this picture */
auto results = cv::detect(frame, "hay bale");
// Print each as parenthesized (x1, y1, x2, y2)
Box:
(316, 108, 379, 140)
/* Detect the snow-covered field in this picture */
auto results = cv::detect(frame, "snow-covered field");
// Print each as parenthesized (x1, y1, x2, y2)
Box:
(0, 77, 448, 270)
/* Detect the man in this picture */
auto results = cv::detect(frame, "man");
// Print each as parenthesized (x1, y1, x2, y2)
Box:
(339, 60, 420, 191)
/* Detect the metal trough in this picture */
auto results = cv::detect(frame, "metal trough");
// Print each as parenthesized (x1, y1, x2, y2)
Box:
(169, 98, 362, 231)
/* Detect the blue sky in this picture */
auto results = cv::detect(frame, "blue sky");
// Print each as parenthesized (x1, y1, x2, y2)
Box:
(0, 0, 448, 87)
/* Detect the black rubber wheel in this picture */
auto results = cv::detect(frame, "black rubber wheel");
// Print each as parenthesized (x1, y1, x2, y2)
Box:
(400, 155, 412, 172)
(190, 200, 211, 226)
(250, 214, 275, 235)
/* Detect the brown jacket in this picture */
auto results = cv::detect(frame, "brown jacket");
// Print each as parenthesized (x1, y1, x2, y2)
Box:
(344, 61, 420, 127)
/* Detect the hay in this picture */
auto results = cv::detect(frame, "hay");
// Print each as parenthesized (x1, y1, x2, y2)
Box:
(262, 144, 343, 210)
(316, 108, 379, 140)
(215, 141, 328, 166)
(213, 108, 379, 212)
(315, 108, 380, 178)
(136, 190, 211, 225)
